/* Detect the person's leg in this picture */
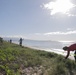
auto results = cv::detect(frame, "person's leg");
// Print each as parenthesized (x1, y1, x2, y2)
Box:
(74, 56, 76, 62)
(74, 50, 76, 62)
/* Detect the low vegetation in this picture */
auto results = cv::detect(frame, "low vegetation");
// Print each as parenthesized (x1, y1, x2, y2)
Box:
(0, 40, 76, 75)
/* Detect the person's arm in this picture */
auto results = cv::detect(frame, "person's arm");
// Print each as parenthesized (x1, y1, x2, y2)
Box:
(65, 50, 70, 59)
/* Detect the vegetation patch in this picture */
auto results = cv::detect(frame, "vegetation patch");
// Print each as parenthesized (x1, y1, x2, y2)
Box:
(0, 41, 76, 75)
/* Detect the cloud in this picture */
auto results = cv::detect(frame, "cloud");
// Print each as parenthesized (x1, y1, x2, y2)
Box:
(43, 30, 76, 35)
(34, 31, 76, 41)
(43, 0, 76, 16)
(1, 30, 76, 41)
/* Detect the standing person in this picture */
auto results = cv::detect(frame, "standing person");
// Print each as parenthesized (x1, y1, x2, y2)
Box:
(0, 37, 3, 43)
(19, 38, 23, 46)
(10, 39, 12, 44)
(63, 43, 76, 62)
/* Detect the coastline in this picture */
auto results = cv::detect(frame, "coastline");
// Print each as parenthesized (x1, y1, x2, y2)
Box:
(24, 45, 74, 60)
(7, 40, 75, 60)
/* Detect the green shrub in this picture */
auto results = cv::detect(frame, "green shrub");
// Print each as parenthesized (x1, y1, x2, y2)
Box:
(0, 41, 76, 75)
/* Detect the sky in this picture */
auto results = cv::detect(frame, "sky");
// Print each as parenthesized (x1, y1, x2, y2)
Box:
(0, 0, 76, 41)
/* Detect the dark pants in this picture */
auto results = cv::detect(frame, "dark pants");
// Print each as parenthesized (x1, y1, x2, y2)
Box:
(74, 51, 76, 62)
(74, 56, 76, 62)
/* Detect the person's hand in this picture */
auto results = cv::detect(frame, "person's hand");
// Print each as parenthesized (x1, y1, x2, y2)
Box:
(65, 57, 67, 59)
(62, 57, 67, 62)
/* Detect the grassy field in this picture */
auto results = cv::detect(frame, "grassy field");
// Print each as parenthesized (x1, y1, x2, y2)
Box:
(0, 41, 76, 75)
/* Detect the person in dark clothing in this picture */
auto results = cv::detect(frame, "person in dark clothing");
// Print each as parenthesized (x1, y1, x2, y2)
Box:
(19, 38, 23, 46)
(10, 39, 12, 44)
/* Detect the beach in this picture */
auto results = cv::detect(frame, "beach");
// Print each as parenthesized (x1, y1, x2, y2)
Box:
(25, 46, 74, 60)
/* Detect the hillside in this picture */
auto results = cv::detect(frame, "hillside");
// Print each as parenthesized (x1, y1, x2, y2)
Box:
(0, 41, 76, 75)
